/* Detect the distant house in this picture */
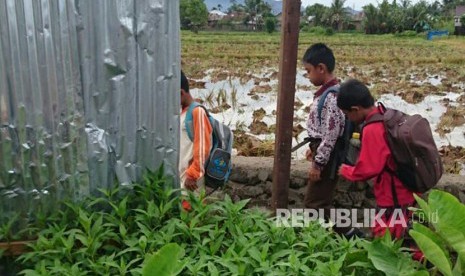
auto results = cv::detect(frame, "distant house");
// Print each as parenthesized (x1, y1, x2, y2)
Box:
(455, 5, 465, 35)
(208, 10, 227, 27)
(208, 11, 254, 31)
(275, 12, 283, 30)
(349, 11, 364, 31)
(306, 15, 315, 25)
(345, 7, 364, 31)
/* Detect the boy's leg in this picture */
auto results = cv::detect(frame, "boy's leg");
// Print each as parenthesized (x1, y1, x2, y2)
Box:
(304, 155, 352, 234)
(372, 206, 411, 239)
(372, 206, 424, 261)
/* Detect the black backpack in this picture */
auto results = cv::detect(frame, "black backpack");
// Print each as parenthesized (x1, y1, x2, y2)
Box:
(291, 86, 356, 179)
(318, 87, 357, 178)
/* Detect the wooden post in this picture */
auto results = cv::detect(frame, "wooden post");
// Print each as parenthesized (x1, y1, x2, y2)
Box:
(272, 0, 301, 212)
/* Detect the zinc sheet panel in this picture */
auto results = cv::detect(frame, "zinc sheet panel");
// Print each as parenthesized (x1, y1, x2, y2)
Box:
(0, 0, 180, 226)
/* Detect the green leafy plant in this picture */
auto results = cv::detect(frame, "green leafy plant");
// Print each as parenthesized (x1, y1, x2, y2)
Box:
(142, 243, 186, 276)
(410, 190, 465, 276)
(0, 213, 20, 242)
(17, 167, 179, 275)
(362, 231, 428, 276)
(10, 165, 434, 275)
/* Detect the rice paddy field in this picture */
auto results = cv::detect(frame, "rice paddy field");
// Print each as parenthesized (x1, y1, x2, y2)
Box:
(181, 31, 465, 175)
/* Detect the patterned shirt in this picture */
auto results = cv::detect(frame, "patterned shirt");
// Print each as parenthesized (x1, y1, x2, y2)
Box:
(306, 82, 345, 168)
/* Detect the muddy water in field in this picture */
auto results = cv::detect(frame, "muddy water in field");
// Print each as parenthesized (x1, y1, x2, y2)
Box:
(189, 69, 465, 175)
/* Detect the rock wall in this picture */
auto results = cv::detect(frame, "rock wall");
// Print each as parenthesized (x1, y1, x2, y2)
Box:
(225, 156, 465, 209)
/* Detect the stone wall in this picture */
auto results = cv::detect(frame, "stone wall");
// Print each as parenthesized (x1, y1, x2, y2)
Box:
(224, 156, 465, 209)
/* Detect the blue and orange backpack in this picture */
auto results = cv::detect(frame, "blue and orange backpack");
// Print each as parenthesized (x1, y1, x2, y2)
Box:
(185, 102, 233, 189)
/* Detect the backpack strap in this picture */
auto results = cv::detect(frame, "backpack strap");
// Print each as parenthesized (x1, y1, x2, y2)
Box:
(185, 102, 216, 153)
(364, 103, 386, 126)
(382, 166, 400, 208)
(317, 85, 340, 125)
(185, 102, 199, 141)
(364, 102, 400, 208)
(185, 102, 211, 142)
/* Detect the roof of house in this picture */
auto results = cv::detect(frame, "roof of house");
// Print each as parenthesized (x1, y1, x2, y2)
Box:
(208, 10, 227, 21)
(457, 5, 465, 16)
(209, 10, 227, 16)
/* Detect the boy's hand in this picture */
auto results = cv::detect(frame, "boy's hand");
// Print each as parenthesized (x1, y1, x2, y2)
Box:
(185, 178, 198, 191)
(308, 166, 321, 182)
(305, 149, 313, 161)
(338, 165, 347, 179)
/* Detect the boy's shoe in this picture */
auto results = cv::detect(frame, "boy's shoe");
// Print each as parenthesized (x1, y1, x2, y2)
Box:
(343, 228, 366, 239)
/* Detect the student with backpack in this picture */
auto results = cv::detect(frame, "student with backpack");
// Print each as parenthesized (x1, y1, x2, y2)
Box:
(302, 43, 363, 238)
(179, 71, 233, 200)
(180, 71, 213, 193)
(337, 79, 442, 257)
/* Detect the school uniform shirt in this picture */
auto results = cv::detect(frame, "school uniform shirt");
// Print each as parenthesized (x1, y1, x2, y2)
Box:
(179, 105, 212, 189)
(339, 108, 416, 207)
(306, 80, 345, 169)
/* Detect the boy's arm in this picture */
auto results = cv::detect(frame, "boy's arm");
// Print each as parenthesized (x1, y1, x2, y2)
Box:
(339, 123, 390, 181)
(185, 107, 213, 181)
(314, 94, 344, 168)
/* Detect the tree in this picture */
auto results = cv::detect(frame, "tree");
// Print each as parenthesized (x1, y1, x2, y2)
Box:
(377, 0, 389, 32)
(228, 2, 246, 13)
(239, 0, 272, 31)
(244, 0, 272, 16)
(265, 16, 277, 33)
(390, 0, 408, 32)
(327, 0, 349, 31)
(180, 0, 208, 33)
(305, 4, 329, 26)
(427, 1, 443, 17)
(407, 1, 429, 32)
(363, 4, 380, 34)
(441, 0, 465, 14)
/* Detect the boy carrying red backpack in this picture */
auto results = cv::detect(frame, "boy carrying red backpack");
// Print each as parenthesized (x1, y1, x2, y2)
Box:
(337, 79, 443, 260)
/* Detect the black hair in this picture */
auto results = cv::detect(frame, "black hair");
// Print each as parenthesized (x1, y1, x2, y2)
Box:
(337, 79, 375, 111)
(181, 70, 189, 93)
(302, 43, 335, 73)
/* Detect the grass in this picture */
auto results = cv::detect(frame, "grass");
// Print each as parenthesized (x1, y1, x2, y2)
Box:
(182, 31, 465, 103)
(182, 32, 465, 77)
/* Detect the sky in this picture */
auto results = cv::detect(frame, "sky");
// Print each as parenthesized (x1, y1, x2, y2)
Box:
(301, 0, 435, 11)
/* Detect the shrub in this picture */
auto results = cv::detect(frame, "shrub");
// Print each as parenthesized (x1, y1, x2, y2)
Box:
(11, 166, 430, 275)
(264, 17, 276, 34)
(325, 27, 335, 36)
(410, 190, 465, 276)
(308, 26, 327, 35)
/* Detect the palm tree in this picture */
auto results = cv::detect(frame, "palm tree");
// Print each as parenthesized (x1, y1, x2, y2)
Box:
(305, 4, 329, 26)
(243, 0, 272, 30)
(378, 0, 392, 33)
(244, 0, 271, 16)
(328, 0, 349, 31)
(408, 2, 429, 32)
(363, 4, 379, 34)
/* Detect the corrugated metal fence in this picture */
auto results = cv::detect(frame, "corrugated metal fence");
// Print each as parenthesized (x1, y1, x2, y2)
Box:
(0, 0, 180, 225)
